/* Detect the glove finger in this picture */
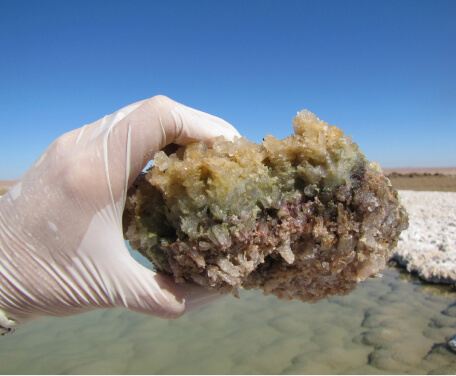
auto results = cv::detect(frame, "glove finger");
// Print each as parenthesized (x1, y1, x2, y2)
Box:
(175, 281, 225, 313)
(66, 95, 240, 208)
(109, 254, 224, 319)
(111, 95, 241, 188)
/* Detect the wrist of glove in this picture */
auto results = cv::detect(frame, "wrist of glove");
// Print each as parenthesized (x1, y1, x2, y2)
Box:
(0, 96, 240, 328)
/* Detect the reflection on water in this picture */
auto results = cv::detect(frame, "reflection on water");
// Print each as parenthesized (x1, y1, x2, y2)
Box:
(0, 245, 455, 374)
(388, 259, 456, 298)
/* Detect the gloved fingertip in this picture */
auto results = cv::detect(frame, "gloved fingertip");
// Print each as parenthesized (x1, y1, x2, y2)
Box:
(179, 284, 226, 313)
(114, 258, 225, 319)
(112, 260, 186, 319)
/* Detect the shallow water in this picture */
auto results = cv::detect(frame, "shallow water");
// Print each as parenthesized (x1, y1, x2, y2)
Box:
(1, 246, 455, 375)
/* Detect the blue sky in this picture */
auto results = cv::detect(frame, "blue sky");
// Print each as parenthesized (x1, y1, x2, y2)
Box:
(1, 0, 455, 179)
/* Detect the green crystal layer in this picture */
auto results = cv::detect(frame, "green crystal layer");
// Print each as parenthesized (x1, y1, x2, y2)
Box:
(123, 110, 408, 302)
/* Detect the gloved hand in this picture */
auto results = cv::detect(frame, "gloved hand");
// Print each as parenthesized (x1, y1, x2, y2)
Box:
(0, 95, 240, 330)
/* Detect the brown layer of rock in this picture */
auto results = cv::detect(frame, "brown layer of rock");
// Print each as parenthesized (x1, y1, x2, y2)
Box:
(123, 110, 408, 302)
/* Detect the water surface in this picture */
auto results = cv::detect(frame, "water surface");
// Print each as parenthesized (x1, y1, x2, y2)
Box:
(0, 247, 455, 374)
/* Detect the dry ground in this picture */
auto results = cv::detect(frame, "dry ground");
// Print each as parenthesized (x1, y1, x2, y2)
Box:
(382, 167, 456, 192)
(386, 173, 456, 192)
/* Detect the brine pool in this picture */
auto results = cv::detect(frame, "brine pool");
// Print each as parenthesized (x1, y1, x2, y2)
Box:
(0, 245, 455, 374)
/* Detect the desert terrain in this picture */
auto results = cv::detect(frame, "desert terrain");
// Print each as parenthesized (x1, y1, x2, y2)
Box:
(385, 168, 456, 192)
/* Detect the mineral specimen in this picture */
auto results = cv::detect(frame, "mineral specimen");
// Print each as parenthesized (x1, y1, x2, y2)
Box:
(123, 110, 409, 302)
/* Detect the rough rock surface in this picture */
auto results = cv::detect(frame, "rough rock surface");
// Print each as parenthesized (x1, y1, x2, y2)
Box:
(123, 110, 408, 302)
(393, 190, 456, 284)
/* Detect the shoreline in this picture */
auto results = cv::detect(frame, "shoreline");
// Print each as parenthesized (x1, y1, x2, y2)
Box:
(382, 166, 456, 175)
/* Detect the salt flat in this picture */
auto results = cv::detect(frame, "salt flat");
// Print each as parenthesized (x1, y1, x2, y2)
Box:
(393, 190, 456, 284)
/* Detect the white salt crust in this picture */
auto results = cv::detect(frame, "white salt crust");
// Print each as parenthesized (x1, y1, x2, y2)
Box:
(393, 190, 456, 284)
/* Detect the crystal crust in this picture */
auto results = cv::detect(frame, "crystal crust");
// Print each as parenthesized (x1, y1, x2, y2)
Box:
(123, 110, 409, 302)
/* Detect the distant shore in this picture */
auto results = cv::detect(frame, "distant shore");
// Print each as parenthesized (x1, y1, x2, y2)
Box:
(0, 179, 19, 196)
(0, 179, 19, 189)
(382, 166, 456, 175)
(386, 172, 456, 192)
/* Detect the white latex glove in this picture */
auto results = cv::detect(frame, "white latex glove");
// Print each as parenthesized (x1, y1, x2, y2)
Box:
(0, 95, 241, 330)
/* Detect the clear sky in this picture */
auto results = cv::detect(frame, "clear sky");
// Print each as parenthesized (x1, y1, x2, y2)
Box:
(1, 0, 455, 179)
